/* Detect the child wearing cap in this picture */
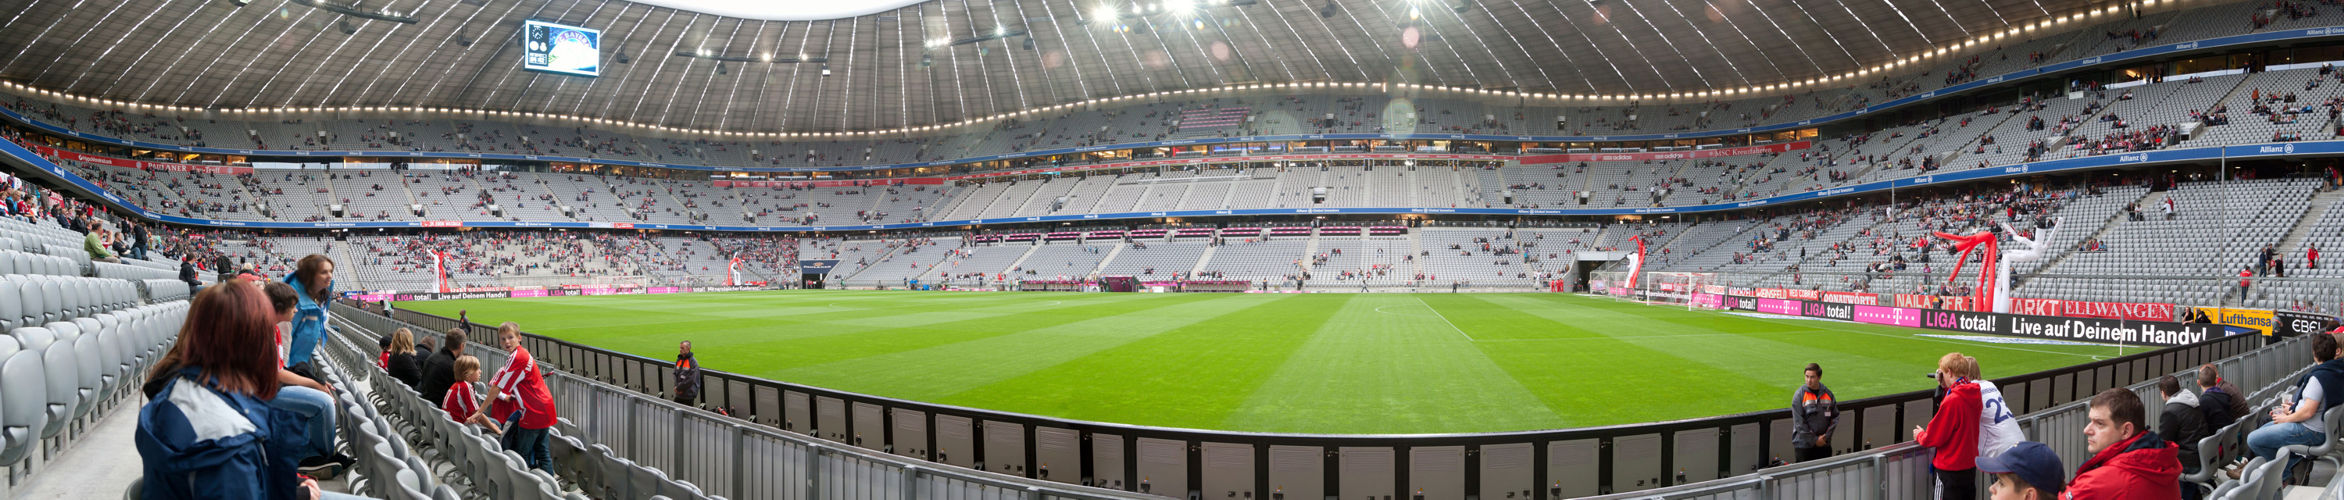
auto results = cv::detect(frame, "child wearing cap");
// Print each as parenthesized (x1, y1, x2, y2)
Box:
(1979, 441, 2063, 500)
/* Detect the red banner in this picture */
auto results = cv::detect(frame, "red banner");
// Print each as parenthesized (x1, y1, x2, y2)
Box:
(2011, 298, 2176, 322)
(1517, 141, 1812, 165)
(1784, 289, 1823, 301)
(712, 177, 949, 189)
(1752, 288, 1788, 299)
(420, 220, 463, 228)
(37, 145, 254, 175)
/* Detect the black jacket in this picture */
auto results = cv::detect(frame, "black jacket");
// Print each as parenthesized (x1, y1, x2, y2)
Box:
(2200, 383, 2242, 431)
(416, 349, 457, 403)
(2158, 390, 2208, 470)
(179, 260, 200, 287)
(674, 353, 703, 404)
(387, 352, 423, 391)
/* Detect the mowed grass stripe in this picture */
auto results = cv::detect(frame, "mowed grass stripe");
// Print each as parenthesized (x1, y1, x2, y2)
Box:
(936, 294, 1340, 430)
(1224, 295, 1561, 433)
(769, 294, 1257, 401)
(1424, 293, 1787, 428)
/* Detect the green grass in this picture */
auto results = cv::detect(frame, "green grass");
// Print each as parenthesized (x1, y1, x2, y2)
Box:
(401, 291, 2129, 434)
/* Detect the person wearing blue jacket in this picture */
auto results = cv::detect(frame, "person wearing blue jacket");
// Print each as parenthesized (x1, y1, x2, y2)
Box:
(279, 256, 355, 477)
(137, 279, 365, 500)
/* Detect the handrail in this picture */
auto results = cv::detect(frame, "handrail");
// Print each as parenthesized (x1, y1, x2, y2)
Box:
(340, 297, 2284, 498)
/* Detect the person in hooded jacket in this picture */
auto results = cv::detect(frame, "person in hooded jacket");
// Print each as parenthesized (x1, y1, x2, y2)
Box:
(136, 279, 368, 500)
(281, 254, 334, 380)
(2157, 375, 2208, 500)
(2064, 388, 2182, 499)
(2196, 364, 2246, 432)
(1915, 352, 1983, 500)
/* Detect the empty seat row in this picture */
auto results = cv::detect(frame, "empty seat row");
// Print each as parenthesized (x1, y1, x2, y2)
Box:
(0, 300, 184, 476)
(92, 262, 171, 281)
(0, 251, 81, 278)
(139, 280, 190, 303)
(37, 245, 88, 274)
(0, 275, 139, 331)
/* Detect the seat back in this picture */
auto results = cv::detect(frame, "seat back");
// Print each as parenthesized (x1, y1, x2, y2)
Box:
(0, 336, 24, 466)
(8, 326, 68, 440)
(16, 276, 44, 327)
(39, 321, 93, 421)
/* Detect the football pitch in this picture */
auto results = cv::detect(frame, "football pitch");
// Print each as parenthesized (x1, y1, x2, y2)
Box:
(401, 290, 2130, 434)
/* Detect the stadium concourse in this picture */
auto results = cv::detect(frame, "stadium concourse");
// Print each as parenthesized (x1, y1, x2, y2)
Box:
(29, 0, 2344, 496)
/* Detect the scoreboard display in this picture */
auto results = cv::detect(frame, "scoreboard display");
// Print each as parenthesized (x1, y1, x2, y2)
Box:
(522, 20, 601, 77)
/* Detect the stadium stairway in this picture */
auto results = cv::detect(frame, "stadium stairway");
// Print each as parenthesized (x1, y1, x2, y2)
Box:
(2271, 189, 2344, 261)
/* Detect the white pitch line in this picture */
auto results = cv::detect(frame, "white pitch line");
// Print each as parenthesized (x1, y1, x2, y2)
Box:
(1415, 296, 1476, 342)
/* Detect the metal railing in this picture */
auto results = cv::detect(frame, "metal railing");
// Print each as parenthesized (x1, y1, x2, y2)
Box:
(344, 295, 2294, 499)
(333, 302, 1143, 500)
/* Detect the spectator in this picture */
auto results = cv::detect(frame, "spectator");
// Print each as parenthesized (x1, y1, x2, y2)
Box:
(2312, 244, 2322, 270)
(1962, 355, 2025, 458)
(376, 335, 390, 369)
(84, 223, 120, 263)
(129, 221, 148, 260)
(2198, 363, 2247, 431)
(281, 254, 335, 380)
(2066, 388, 2181, 498)
(675, 340, 703, 407)
(483, 322, 558, 470)
(178, 255, 201, 294)
(1978, 441, 2064, 500)
(1915, 352, 1983, 500)
(2246, 331, 2344, 483)
(2239, 267, 2254, 302)
(260, 280, 352, 479)
(442, 355, 502, 434)
(417, 328, 465, 404)
(135, 280, 361, 500)
(387, 327, 423, 389)
(2158, 375, 2208, 500)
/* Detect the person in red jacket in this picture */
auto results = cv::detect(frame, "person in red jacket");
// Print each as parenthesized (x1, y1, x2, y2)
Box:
(2064, 388, 2181, 499)
(1916, 352, 1984, 500)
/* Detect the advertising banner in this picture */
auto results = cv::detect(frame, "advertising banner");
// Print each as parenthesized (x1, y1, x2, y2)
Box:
(2275, 310, 2338, 337)
(35, 145, 255, 175)
(1517, 141, 1812, 165)
(1757, 298, 1802, 316)
(1691, 293, 1724, 309)
(2193, 307, 2277, 336)
(798, 259, 841, 275)
(1853, 305, 1923, 327)
(2012, 298, 2176, 321)
(1724, 292, 2213, 346)
(1819, 291, 1880, 306)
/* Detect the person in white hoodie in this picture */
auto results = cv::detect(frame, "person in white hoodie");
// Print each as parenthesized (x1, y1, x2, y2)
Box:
(1963, 355, 2026, 458)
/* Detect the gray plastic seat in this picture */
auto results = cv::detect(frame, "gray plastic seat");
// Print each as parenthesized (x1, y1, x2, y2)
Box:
(67, 318, 109, 416)
(16, 276, 45, 327)
(39, 321, 97, 425)
(0, 335, 32, 467)
(10, 327, 71, 440)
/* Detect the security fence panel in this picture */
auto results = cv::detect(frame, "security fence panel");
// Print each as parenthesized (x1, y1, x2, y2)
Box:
(754, 384, 783, 428)
(1860, 405, 1896, 452)
(816, 395, 849, 443)
(1338, 446, 1395, 500)
(852, 402, 885, 450)
(1135, 437, 1188, 498)
(1727, 423, 1761, 474)
(1199, 442, 1255, 500)
(1092, 433, 1128, 491)
(739, 429, 812, 500)
(936, 414, 977, 468)
(1549, 439, 1600, 497)
(1034, 426, 1082, 484)
(1612, 434, 1662, 494)
(1409, 445, 1465, 500)
(1478, 443, 1534, 500)
(893, 408, 931, 460)
(1672, 428, 1720, 483)
(1267, 445, 1324, 500)
(782, 390, 810, 434)
(983, 420, 1029, 477)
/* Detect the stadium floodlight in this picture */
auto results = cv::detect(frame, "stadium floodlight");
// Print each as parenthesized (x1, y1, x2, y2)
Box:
(1094, 4, 1118, 23)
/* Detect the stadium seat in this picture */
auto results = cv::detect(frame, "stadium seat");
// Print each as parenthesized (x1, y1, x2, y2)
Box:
(0, 335, 31, 467)
(12, 326, 75, 441)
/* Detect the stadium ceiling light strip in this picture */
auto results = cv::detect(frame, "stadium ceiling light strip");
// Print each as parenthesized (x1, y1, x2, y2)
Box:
(0, 0, 2175, 140)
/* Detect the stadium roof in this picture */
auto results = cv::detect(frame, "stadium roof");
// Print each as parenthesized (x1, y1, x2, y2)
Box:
(0, 0, 2099, 133)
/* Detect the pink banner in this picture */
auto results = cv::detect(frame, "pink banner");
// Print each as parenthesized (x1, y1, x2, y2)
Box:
(1691, 293, 1724, 310)
(1852, 305, 1923, 327)
(1517, 141, 1811, 165)
(1757, 298, 1801, 316)
(508, 289, 548, 298)
(648, 287, 685, 294)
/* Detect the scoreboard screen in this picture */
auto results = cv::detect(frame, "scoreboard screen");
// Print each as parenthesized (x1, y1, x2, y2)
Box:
(522, 20, 600, 77)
